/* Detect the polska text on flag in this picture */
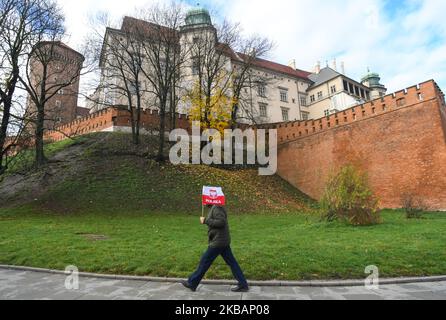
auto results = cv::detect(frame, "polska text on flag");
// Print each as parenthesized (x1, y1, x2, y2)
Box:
(202, 186, 225, 206)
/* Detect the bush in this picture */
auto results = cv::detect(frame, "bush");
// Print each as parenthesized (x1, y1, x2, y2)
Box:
(401, 193, 425, 219)
(320, 165, 381, 226)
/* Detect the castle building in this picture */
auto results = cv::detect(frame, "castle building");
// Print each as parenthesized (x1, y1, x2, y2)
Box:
(305, 66, 382, 119)
(361, 70, 388, 99)
(25, 41, 85, 130)
(91, 7, 386, 125)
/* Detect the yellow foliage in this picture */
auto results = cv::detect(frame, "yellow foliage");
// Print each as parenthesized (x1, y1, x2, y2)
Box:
(185, 72, 233, 135)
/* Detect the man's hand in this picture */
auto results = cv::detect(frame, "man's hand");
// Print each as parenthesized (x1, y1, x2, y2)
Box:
(200, 217, 206, 225)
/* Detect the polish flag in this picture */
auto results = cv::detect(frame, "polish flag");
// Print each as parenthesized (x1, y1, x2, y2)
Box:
(202, 186, 226, 206)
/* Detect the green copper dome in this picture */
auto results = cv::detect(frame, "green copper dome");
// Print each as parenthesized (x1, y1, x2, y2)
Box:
(185, 8, 212, 26)
(361, 71, 384, 87)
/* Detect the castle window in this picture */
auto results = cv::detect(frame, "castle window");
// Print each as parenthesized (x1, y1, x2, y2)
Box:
(418, 93, 424, 101)
(300, 96, 307, 106)
(258, 84, 266, 97)
(343, 80, 348, 91)
(301, 111, 309, 121)
(259, 103, 268, 117)
(349, 83, 354, 94)
(280, 89, 288, 102)
(324, 109, 330, 117)
(310, 95, 315, 103)
(355, 86, 360, 97)
(191, 57, 199, 75)
(330, 85, 336, 94)
(317, 91, 323, 100)
(281, 107, 289, 121)
(360, 88, 365, 98)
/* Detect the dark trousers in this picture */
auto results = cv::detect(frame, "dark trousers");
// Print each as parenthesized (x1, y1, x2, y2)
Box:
(188, 246, 248, 290)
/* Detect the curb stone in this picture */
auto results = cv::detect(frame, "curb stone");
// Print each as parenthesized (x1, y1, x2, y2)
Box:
(1, 265, 446, 287)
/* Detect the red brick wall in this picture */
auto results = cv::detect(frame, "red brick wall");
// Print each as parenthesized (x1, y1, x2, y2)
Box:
(45, 107, 192, 142)
(275, 80, 446, 210)
(45, 80, 446, 210)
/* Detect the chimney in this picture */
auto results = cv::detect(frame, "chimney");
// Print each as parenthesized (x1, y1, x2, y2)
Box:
(341, 61, 345, 75)
(332, 58, 337, 71)
(288, 59, 296, 70)
(314, 61, 321, 74)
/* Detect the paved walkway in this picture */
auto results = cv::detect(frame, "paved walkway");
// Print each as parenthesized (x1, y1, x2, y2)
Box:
(1, 269, 446, 300)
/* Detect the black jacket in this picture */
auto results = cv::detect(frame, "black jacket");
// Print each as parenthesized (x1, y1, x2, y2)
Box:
(205, 206, 231, 248)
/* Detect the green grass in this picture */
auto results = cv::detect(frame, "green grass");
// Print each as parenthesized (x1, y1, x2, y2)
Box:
(4, 136, 87, 175)
(1, 207, 445, 281)
(2, 132, 313, 214)
(2, 133, 445, 281)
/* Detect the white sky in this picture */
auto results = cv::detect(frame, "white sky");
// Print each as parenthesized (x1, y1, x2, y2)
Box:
(57, 0, 446, 100)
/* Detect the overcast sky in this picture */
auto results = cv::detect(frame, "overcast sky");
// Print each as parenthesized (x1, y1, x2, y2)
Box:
(57, 0, 446, 97)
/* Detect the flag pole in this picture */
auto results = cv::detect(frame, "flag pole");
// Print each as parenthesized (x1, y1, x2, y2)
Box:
(201, 204, 204, 218)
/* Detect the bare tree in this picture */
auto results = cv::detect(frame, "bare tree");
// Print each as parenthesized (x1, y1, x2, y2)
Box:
(0, 0, 23, 174)
(1, 0, 65, 173)
(135, 2, 188, 161)
(230, 35, 274, 127)
(2, 98, 34, 173)
(91, 14, 148, 145)
(16, 0, 81, 167)
(184, 19, 241, 130)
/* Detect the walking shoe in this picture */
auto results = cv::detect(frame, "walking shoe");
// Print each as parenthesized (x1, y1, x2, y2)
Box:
(181, 280, 196, 292)
(231, 285, 249, 293)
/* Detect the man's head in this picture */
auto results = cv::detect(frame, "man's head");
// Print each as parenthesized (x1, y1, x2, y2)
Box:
(206, 204, 213, 209)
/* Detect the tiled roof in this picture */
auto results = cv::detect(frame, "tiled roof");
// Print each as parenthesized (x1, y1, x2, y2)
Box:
(308, 67, 341, 88)
(121, 16, 179, 41)
(235, 53, 312, 80)
(110, 17, 312, 81)
(36, 41, 85, 60)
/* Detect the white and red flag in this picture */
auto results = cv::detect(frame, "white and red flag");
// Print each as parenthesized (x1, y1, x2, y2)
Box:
(202, 186, 226, 206)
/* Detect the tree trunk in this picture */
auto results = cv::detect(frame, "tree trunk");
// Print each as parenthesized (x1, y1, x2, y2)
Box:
(0, 65, 19, 175)
(157, 101, 166, 162)
(135, 91, 141, 146)
(129, 107, 137, 145)
(0, 99, 12, 174)
(35, 106, 46, 167)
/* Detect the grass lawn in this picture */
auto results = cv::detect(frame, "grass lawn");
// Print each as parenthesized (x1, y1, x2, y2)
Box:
(1, 207, 445, 281)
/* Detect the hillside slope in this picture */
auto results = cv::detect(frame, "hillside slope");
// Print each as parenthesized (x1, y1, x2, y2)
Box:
(0, 133, 313, 214)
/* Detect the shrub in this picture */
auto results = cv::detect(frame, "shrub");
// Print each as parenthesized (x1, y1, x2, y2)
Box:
(401, 193, 425, 219)
(320, 165, 381, 226)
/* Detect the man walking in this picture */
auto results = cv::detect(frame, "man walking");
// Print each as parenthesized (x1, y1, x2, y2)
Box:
(182, 205, 249, 292)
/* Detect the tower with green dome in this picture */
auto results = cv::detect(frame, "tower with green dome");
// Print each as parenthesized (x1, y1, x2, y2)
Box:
(361, 69, 387, 99)
(181, 6, 215, 32)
